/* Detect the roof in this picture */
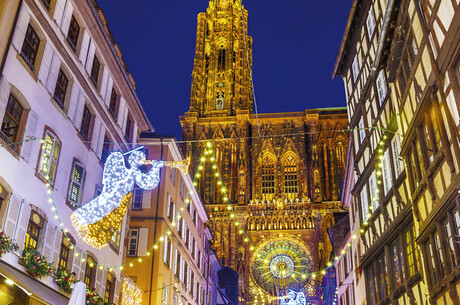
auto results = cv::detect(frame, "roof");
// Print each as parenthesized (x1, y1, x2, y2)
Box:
(332, 0, 361, 78)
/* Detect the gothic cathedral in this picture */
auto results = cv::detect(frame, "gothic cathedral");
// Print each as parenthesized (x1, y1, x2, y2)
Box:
(180, 1, 349, 303)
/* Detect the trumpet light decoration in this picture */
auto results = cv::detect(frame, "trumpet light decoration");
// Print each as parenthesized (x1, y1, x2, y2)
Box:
(71, 149, 189, 249)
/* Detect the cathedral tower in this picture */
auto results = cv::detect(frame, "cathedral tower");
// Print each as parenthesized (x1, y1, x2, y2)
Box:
(181, 1, 349, 304)
(189, 0, 253, 117)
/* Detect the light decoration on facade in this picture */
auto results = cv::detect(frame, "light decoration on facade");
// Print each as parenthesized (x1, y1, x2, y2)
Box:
(71, 150, 164, 249)
(3, 129, 388, 281)
(121, 277, 142, 305)
(279, 290, 307, 305)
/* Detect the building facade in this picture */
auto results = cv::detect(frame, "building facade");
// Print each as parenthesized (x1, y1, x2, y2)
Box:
(333, 0, 460, 304)
(0, 0, 149, 303)
(124, 135, 215, 305)
(180, 0, 349, 303)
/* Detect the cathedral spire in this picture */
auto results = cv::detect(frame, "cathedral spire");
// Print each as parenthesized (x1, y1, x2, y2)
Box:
(189, 0, 253, 117)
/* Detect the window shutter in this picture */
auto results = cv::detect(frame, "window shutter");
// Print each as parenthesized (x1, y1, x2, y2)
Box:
(91, 116, 101, 151)
(45, 53, 61, 94)
(85, 39, 96, 73)
(20, 110, 38, 163)
(143, 191, 151, 209)
(95, 123, 105, 158)
(4, 194, 22, 240)
(166, 193, 171, 219)
(162, 285, 168, 305)
(99, 269, 107, 295)
(99, 66, 109, 99)
(360, 188, 369, 221)
(163, 236, 168, 264)
(53, 0, 65, 25)
(38, 43, 54, 85)
(72, 248, 82, 279)
(169, 243, 173, 269)
(15, 200, 31, 250)
(60, 1, 73, 34)
(131, 122, 138, 146)
(41, 222, 55, 261)
(11, 7, 30, 51)
(67, 82, 81, 125)
(105, 77, 114, 106)
(51, 228, 63, 267)
(117, 97, 127, 128)
(78, 30, 90, 64)
(113, 279, 121, 304)
(95, 268, 102, 294)
(0, 75, 11, 125)
(392, 135, 404, 177)
(77, 247, 86, 280)
(382, 149, 393, 194)
(74, 92, 85, 130)
(137, 228, 148, 256)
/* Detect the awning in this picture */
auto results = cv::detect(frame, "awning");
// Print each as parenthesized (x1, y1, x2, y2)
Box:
(0, 259, 69, 305)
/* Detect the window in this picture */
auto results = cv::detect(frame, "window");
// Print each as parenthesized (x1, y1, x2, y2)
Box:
(41, 0, 51, 10)
(109, 89, 117, 118)
(104, 273, 114, 303)
(366, 7, 376, 39)
(101, 136, 110, 164)
(162, 284, 168, 305)
(163, 236, 172, 268)
(367, 268, 376, 305)
(53, 69, 68, 109)
(1, 94, 23, 143)
(21, 25, 40, 70)
(405, 225, 421, 277)
(392, 239, 406, 287)
(376, 70, 388, 105)
(382, 149, 392, 195)
(170, 168, 176, 184)
(377, 255, 389, 299)
(80, 105, 92, 141)
(125, 116, 132, 141)
(358, 118, 365, 143)
(218, 48, 226, 72)
(434, 233, 446, 279)
(84, 257, 95, 288)
(68, 161, 85, 208)
(58, 238, 70, 270)
(175, 249, 180, 276)
(352, 54, 359, 82)
(66, 15, 80, 52)
(90, 56, 100, 86)
(445, 220, 457, 269)
(132, 186, 143, 210)
(24, 218, 40, 250)
(283, 155, 298, 199)
(110, 229, 120, 249)
(360, 187, 369, 222)
(180, 180, 185, 200)
(391, 135, 404, 178)
(38, 131, 60, 183)
(261, 156, 275, 200)
(127, 229, 139, 256)
(369, 172, 378, 210)
(166, 194, 175, 222)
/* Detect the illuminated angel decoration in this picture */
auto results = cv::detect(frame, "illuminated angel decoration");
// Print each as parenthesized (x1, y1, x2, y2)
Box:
(71, 148, 189, 249)
(280, 290, 306, 305)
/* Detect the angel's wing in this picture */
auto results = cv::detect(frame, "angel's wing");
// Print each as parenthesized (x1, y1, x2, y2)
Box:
(102, 152, 128, 187)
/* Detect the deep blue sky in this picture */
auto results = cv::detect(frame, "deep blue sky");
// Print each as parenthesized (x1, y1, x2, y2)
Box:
(97, 0, 352, 138)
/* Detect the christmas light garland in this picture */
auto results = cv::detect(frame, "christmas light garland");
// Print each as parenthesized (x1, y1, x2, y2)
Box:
(0, 128, 391, 295)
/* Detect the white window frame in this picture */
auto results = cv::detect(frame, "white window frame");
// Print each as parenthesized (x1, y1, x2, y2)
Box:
(352, 54, 360, 82)
(360, 187, 369, 222)
(382, 149, 393, 194)
(358, 118, 366, 144)
(391, 134, 404, 178)
(366, 7, 376, 39)
(376, 70, 388, 105)
(163, 235, 169, 265)
(68, 161, 85, 207)
(38, 130, 60, 182)
(369, 171, 379, 211)
(162, 284, 168, 305)
(127, 229, 139, 257)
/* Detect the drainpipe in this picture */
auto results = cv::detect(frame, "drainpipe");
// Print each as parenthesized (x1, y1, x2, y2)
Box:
(0, 0, 24, 76)
(371, 0, 396, 75)
(148, 139, 163, 305)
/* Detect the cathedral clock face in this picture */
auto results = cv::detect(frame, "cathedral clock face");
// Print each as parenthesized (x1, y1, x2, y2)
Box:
(251, 239, 312, 295)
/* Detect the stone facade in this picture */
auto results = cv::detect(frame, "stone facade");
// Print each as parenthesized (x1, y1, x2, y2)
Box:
(181, 1, 349, 303)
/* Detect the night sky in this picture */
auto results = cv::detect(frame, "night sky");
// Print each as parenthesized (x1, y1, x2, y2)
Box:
(97, 0, 352, 138)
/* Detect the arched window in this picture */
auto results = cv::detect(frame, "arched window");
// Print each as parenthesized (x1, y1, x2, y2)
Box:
(283, 154, 298, 199)
(261, 155, 275, 200)
(218, 47, 226, 72)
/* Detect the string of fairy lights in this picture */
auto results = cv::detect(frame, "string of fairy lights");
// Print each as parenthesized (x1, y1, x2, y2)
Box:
(1, 127, 392, 298)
